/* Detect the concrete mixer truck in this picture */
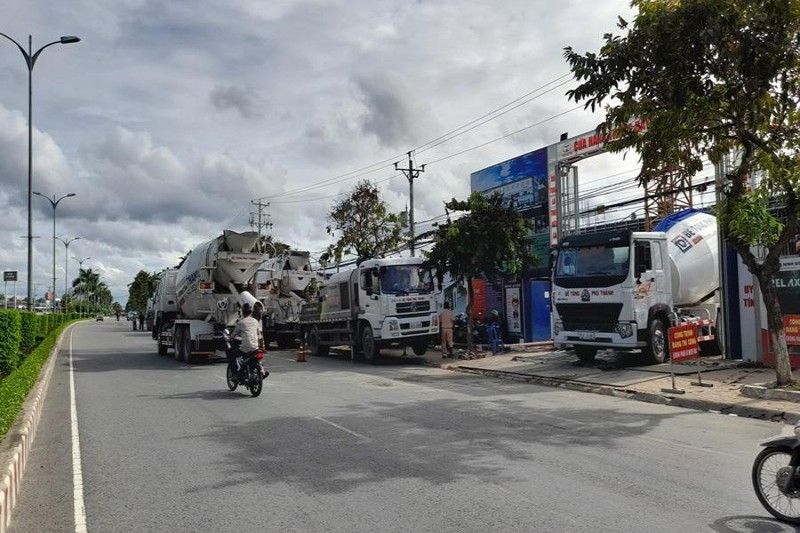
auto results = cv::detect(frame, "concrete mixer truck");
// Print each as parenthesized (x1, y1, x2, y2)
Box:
(155, 230, 269, 362)
(551, 209, 721, 364)
(256, 250, 325, 349)
(299, 256, 439, 363)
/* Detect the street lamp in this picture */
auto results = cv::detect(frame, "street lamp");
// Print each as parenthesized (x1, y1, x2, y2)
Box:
(0, 32, 81, 310)
(33, 191, 76, 312)
(72, 256, 90, 316)
(56, 236, 79, 307)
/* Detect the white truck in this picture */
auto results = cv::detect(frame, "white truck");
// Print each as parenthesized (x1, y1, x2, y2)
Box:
(256, 250, 325, 349)
(551, 209, 721, 364)
(150, 268, 178, 352)
(156, 230, 268, 362)
(299, 256, 439, 363)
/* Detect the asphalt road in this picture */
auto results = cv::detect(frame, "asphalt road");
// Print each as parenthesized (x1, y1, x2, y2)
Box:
(7, 319, 797, 533)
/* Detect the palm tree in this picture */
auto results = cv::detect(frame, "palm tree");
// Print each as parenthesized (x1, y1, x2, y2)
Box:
(72, 268, 111, 314)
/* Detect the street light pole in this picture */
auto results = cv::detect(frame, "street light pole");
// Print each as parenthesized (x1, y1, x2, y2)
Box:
(34, 192, 76, 312)
(56, 236, 80, 308)
(0, 32, 80, 310)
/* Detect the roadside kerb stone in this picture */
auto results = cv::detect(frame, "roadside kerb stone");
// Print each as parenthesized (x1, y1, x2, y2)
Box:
(741, 383, 800, 403)
(450, 364, 800, 424)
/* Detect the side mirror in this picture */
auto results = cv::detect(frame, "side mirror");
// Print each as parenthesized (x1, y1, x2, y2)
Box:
(366, 287, 373, 296)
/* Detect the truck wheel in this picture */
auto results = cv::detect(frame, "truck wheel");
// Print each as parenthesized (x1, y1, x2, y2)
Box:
(644, 318, 668, 364)
(308, 326, 329, 357)
(361, 326, 380, 364)
(412, 341, 428, 356)
(157, 341, 168, 356)
(174, 327, 185, 362)
(574, 346, 598, 363)
(183, 331, 194, 364)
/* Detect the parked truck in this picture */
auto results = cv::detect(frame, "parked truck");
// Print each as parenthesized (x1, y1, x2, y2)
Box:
(155, 230, 268, 362)
(551, 209, 721, 364)
(299, 256, 439, 363)
(150, 268, 178, 352)
(255, 250, 325, 349)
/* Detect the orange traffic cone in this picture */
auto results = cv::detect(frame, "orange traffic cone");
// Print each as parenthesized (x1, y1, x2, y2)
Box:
(296, 342, 307, 362)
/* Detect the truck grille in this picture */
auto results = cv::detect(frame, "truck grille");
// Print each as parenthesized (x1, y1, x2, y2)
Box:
(396, 301, 431, 314)
(555, 303, 623, 332)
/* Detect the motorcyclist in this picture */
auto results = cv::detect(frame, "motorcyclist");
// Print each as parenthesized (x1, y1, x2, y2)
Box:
(229, 302, 265, 375)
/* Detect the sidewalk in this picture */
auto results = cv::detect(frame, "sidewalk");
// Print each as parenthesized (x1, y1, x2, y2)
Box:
(421, 344, 800, 424)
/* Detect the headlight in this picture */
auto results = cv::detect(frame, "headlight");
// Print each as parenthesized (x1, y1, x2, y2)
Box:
(553, 320, 563, 335)
(387, 319, 399, 332)
(615, 322, 634, 338)
(431, 315, 439, 327)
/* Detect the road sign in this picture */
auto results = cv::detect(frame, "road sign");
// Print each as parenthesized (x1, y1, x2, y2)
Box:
(3, 271, 17, 282)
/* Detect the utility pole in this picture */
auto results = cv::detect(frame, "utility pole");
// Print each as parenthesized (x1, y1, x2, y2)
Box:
(249, 199, 273, 245)
(394, 151, 425, 256)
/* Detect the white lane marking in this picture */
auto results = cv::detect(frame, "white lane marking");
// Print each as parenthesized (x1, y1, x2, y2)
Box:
(314, 417, 371, 442)
(70, 330, 88, 533)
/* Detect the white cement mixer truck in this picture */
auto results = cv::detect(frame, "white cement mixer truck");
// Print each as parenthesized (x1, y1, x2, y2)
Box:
(156, 230, 269, 362)
(299, 256, 439, 363)
(256, 250, 325, 349)
(551, 209, 721, 364)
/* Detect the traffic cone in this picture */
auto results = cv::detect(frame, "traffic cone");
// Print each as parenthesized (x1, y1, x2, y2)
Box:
(296, 341, 307, 362)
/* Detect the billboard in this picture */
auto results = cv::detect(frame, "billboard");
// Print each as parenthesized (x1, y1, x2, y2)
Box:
(470, 147, 548, 211)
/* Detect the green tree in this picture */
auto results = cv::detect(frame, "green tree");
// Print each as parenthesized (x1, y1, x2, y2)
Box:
(564, 0, 800, 385)
(326, 180, 404, 264)
(423, 192, 534, 353)
(127, 270, 159, 314)
(72, 268, 112, 314)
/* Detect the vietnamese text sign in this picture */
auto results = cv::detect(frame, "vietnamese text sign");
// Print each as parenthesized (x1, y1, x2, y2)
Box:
(785, 315, 800, 346)
(669, 324, 699, 363)
(3, 271, 17, 282)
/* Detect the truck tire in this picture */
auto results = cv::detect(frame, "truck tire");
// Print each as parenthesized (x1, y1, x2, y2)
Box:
(361, 326, 380, 364)
(183, 330, 194, 364)
(157, 341, 168, 356)
(174, 326, 185, 362)
(308, 326, 329, 357)
(643, 317, 668, 364)
(574, 346, 598, 363)
(412, 341, 428, 356)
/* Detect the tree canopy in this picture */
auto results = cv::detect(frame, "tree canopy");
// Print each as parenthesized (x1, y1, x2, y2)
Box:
(564, 0, 800, 384)
(127, 270, 160, 314)
(326, 180, 404, 264)
(423, 192, 534, 351)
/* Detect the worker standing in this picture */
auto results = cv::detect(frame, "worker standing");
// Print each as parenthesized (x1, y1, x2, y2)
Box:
(440, 301, 454, 358)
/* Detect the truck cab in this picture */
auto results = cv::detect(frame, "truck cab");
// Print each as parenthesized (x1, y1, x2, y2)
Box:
(552, 230, 672, 363)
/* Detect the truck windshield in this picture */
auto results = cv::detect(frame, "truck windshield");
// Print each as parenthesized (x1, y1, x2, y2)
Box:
(380, 266, 434, 295)
(556, 245, 630, 278)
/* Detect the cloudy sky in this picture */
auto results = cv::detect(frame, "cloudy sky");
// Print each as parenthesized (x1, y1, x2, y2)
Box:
(0, 0, 640, 305)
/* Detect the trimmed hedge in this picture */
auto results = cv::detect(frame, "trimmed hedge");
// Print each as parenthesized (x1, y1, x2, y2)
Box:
(0, 311, 22, 376)
(0, 324, 62, 438)
(19, 312, 37, 352)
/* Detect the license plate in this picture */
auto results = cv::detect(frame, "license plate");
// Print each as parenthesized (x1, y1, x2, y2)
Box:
(411, 321, 422, 328)
(578, 331, 597, 340)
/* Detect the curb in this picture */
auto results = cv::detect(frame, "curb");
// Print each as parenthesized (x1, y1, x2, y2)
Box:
(0, 324, 71, 533)
(741, 383, 800, 403)
(449, 365, 800, 424)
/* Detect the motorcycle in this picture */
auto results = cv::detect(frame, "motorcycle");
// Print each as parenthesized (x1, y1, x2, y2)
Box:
(223, 329, 268, 398)
(752, 424, 800, 524)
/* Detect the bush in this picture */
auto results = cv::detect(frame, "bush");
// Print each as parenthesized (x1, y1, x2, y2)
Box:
(19, 312, 37, 352)
(0, 320, 74, 439)
(0, 311, 21, 376)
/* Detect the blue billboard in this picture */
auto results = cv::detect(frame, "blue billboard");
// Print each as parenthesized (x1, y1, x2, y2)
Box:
(470, 147, 548, 211)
